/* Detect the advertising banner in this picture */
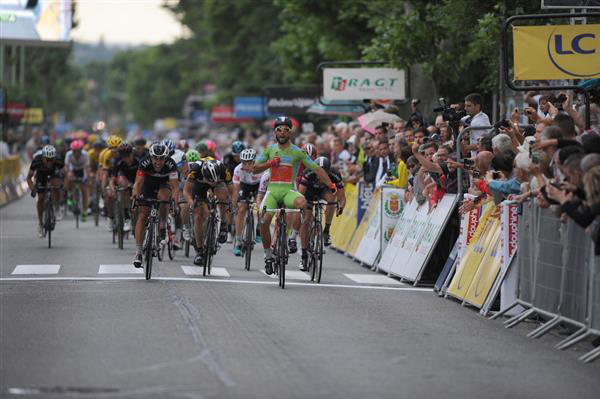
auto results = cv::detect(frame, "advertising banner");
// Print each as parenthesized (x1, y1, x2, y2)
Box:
(323, 68, 406, 100)
(513, 24, 600, 80)
(391, 194, 457, 282)
(447, 207, 500, 300)
(499, 202, 521, 313)
(379, 186, 405, 254)
(347, 190, 380, 258)
(234, 97, 265, 119)
(24, 108, 43, 124)
(378, 199, 418, 273)
(463, 232, 502, 308)
(357, 181, 374, 225)
(211, 105, 252, 124)
(354, 193, 383, 266)
(265, 86, 317, 115)
(331, 184, 359, 252)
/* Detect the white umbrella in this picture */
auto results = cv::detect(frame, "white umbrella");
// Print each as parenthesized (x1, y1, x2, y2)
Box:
(358, 110, 401, 134)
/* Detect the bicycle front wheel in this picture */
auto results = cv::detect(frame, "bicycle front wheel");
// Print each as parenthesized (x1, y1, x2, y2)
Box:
(244, 213, 254, 271)
(46, 198, 53, 248)
(278, 221, 286, 289)
(144, 224, 153, 280)
(314, 222, 324, 283)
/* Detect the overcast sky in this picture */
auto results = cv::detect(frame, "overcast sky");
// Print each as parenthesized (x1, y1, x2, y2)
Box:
(70, 0, 187, 46)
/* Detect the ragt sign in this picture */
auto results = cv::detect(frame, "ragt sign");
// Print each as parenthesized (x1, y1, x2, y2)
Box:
(323, 68, 406, 101)
(513, 24, 600, 80)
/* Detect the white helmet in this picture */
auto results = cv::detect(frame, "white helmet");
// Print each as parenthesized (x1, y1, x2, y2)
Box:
(42, 145, 56, 159)
(202, 161, 219, 182)
(240, 148, 256, 161)
(149, 142, 169, 158)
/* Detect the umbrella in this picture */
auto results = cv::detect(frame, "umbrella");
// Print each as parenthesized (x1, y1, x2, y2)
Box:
(358, 109, 401, 134)
(307, 99, 366, 116)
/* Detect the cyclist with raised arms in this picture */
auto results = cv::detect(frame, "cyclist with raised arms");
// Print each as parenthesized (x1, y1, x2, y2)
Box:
(110, 142, 139, 232)
(231, 148, 263, 256)
(183, 159, 232, 266)
(298, 156, 346, 270)
(27, 145, 64, 237)
(253, 116, 337, 275)
(132, 142, 179, 268)
(64, 139, 91, 222)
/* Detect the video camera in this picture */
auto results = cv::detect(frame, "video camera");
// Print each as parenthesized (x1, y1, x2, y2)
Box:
(433, 98, 467, 125)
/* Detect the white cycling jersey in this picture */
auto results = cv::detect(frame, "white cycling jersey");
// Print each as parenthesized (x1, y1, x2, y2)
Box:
(171, 149, 186, 168)
(65, 150, 90, 171)
(232, 163, 262, 185)
(258, 170, 271, 194)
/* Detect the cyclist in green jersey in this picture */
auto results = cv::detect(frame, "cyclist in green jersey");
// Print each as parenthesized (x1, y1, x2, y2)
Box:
(253, 116, 337, 275)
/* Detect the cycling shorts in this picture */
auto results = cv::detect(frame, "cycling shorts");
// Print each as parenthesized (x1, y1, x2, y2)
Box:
(239, 182, 259, 202)
(140, 177, 170, 200)
(260, 185, 303, 213)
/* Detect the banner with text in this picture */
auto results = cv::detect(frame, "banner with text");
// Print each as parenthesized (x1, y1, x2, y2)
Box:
(513, 24, 600, 80)
(323, 68, 406, 101)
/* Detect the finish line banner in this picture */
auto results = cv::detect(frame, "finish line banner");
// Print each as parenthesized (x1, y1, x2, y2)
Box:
(513, 24, 600, 80)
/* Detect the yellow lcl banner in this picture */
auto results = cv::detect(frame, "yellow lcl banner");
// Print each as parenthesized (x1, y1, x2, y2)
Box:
(513, 24, 600, 80)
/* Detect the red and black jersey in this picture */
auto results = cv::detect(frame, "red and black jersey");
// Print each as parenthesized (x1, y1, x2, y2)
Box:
(29, 154, 64, 178)
(137, 156, 178, 184)
(114, 157, 140, 183)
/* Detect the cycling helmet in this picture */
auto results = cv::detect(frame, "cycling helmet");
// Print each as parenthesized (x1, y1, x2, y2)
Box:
(231, 140, 245, 154)
(133, 137, 147, 146)
(315, 156, 331, 172)
(70, 140, 84, 151)
(205, 139, 216, 152)
(240, 148, 256, 162)
(196, 141, 208, 152)
(107, 135, 123, 149)
(273, 116, 292, 129)
(302, 143, 317, 160)
(202, 161, 219, 183)
(149, 141, 169, 158)
(162, 139, 176, 153)
(186, 149, 201, 163)
(118, 142, 133, 155)
(42, 145, 56, 159)
(40, 135, 50, 145)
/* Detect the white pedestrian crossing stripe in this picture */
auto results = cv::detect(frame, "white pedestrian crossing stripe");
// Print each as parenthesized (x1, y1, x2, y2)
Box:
(261, 270, 310, 280)
(343, 274, 404, 285)
(98, 264, 143, 274)
(12, 265, 60, 275)
(181, 266, 230, 277)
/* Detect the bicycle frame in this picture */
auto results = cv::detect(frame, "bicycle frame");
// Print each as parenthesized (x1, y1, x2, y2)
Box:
(264, 206, 303, 289)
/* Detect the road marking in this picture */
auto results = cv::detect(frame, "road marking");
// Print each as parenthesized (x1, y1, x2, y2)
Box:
(12, 265, 60, 275)
(260, 270, 310, 280)
(0, 276, 433, 292)
(181, 266, 230, 277)
(98, 264, 143, 274)
(343, 273, 405, 285)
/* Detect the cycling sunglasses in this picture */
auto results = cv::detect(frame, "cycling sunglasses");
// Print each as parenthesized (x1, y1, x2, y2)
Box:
(275, 126, 291, 133)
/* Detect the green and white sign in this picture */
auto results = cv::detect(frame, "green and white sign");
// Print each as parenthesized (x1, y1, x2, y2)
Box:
(323, 68, 406, 101)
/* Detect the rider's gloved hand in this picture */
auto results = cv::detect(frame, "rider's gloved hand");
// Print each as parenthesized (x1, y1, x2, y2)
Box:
(328, 182, 337, 194)
(267, 156, 280, 168)
(30, 188, 37, 198)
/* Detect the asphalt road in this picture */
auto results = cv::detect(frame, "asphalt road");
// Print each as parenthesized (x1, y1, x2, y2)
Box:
(1, 196, 599, 399)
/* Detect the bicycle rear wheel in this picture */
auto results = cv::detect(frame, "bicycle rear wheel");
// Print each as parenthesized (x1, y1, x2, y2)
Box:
(117, 204, 124, 250)
(244, 212, 254, 271)
(203, 218, 214, 276)
(45, 196, 53, 248)
(144, 224, 153, 280)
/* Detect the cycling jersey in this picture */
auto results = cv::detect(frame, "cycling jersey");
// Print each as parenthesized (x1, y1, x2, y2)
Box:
(258, 171, 270, 194)
(114, 157, 140, 184)
(232, 163, 262, 185)
(187, 161, 232, 185)
(171, 149, 186, 168)
(223, 152, 240, 176)
(256, 144, 317, 210)
(256, 144, 317, 189)
(65, 150, 90, 171)
(299, 166, 343, 191)
(29, 154, 64, 191)
(137, 156, 178, 199)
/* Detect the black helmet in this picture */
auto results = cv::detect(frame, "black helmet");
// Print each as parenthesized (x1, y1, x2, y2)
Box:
(133, 137, 147, 146)
(315, 156, 330, 172)
(273, 116, 292, 129)
(118, 142, 133, 155)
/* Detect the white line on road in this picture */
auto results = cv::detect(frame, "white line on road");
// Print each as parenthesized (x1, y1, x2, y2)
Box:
(181, 266, 230, 277)
(12, 265, 60, 275)
(98, 264, 144, 274)
(344, 273, 406, 285)
(260, 270, 310, 280)
(0, 276, 433, 292)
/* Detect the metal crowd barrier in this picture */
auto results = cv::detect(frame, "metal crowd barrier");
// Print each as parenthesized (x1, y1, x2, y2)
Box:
(490, 201, 600, 362)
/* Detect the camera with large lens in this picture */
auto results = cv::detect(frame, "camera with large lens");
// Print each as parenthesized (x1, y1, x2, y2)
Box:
(433, 98, 467, 124)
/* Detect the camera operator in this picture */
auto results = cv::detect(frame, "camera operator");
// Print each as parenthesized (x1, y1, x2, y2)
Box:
(459, 93, 491, 155)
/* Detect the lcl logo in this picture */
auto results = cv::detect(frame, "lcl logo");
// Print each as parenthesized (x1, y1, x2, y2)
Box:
(547, 28, 600, 77)
(554, 33, 596, 54)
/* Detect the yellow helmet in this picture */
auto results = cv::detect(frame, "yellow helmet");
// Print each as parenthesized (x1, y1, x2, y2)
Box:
(88, 134, 97, 144)
(107, 135, 123, 149)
